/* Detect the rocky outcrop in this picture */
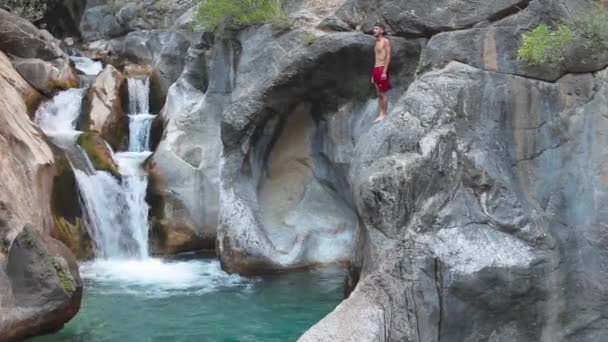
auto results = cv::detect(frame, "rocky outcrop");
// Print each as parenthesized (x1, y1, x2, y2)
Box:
(147, 32, 216, 255)
(76, 132, 121, 178)
(0, 9, 79, 96)
(0, 46, 81, 340)
(49, 145, 93, 260)
(79, 65, 129, 150)
(300, 0, 608, 339)
(84, 30, 191, 106)
(0, 52, 42, 115)
(0, 9, 64, 61)
(80, 0, 195, 42)
(1, 226, 83, 341)
(12, 58, 79, 96)
(215, 28, 420, 274)
(418, 0, 608, 81)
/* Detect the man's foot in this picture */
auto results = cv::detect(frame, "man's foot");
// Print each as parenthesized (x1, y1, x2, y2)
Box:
(373, 114, 386, 123)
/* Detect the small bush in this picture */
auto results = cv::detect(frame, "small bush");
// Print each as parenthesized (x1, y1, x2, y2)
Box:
(517, 23, 575, 65)
(303, 33, 317, 46)
(196, 0, 289, 31)
(1, 0, 47, 22)
(518, 4, 608, 65)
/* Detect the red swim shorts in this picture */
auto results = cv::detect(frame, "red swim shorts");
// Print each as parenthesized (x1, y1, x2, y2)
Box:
(372, 66, 391, 92)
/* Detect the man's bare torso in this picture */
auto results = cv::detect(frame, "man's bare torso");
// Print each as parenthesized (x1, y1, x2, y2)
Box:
(375, 37, 389, 66)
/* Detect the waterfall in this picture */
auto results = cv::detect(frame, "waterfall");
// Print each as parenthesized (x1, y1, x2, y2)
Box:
(127, 77, 155, 152)
(128, 77, 150, 114)
(35, 88, 85, 133)
(35, 74, 156, 260)
(70, 56, 103, 76)
(74, 151, 151, 259)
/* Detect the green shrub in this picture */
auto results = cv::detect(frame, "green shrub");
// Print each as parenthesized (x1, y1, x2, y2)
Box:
(303, 32, 317, 46)
(1, 0, 47, 22)
(517, 23, 575, 65)
(195, 0, 289, 31)
(518, 5, 608, 65)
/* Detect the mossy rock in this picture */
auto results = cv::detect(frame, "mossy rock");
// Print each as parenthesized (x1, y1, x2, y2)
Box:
(77, 132, 121, 179)
(49, 144, 82, 221)
(52, 217, 93, 260)
(51, 257, 77, 295)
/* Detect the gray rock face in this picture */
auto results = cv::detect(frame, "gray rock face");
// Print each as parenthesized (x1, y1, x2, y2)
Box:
(12, 58, 79, 96)
(80, 0, 195, 42)
(1, 226, 82, 341)
(336, 0, 533, 35)
(147, 33, 225, 254)
(80, 5, 129, 42)
(419, 0, 608, 81)
(0, 9, 65, 61)
(217, 29, 421, 273)
(301, 58, 608, 341)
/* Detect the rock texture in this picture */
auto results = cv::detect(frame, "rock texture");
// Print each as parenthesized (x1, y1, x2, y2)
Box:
(213, 28, 419, 274)
(0, 47, 81, 341)
(299, 0, 608, 341)
(0, 9, 79, 95)
(147, 32, 217, 255)
(79, 65, 129, 150)
(80, 0, 194, 41)
(84, 30, 191, 106)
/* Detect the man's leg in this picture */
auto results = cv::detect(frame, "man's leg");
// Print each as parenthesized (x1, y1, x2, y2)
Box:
(373, 90, 388, 123)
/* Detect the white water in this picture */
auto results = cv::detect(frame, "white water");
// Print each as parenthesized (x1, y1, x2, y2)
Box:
(36, 72, 218, 290)
(35, 88, 85, 133)
(128, 114, 155, 152)
(80, 258, 251, 298)
(127, 77, 156, 152)
(70, 56, 103, 76)
(128, 77, 150, 114)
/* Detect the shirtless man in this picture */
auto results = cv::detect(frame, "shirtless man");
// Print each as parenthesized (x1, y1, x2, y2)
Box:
(371, 23, 392, 123)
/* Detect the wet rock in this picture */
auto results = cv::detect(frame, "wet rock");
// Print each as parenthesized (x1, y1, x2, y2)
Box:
(79, 65, 129, 150)
(0, 9, 64, 61)
(12, 58, 79, 96)
(76, 132, 121, 178)
(1, 226, 82, 340)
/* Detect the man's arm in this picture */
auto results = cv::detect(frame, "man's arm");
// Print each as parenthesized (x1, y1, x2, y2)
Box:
(382, 39, 392, 79)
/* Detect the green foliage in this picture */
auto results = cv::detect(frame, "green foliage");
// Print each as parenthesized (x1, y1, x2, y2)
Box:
(195, 0, 289, 31)
(1, 0, 47, 22)
(52, 258, 76, 295)
(518, 5, 608, 65)
(303, 32, 317, 46)
(517, 23, 575, 65)
(577, 9, 608, 55)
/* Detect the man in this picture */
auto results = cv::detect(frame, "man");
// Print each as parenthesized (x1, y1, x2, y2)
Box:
(371, 23, 392, 123)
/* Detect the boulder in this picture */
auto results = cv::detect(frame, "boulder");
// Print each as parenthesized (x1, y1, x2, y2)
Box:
(79, 65, 129, 150)
(0, 48, 81, 341)
(76, 132, 121, 179)
(50, 146, 93, 260)
(0, 52, 42, 115)
(0, 9, 64, 61)
(80, 5, 128, 42)
(12, 58, 79, 96)
(1, 226, 82, 340)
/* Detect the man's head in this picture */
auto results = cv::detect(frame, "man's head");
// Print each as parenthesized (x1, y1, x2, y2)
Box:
(373, 23, 386, 37)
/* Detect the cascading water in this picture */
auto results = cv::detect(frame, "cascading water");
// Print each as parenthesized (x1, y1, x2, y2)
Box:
(127, 77, 156, 152)
(33, 67, 346, 342)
